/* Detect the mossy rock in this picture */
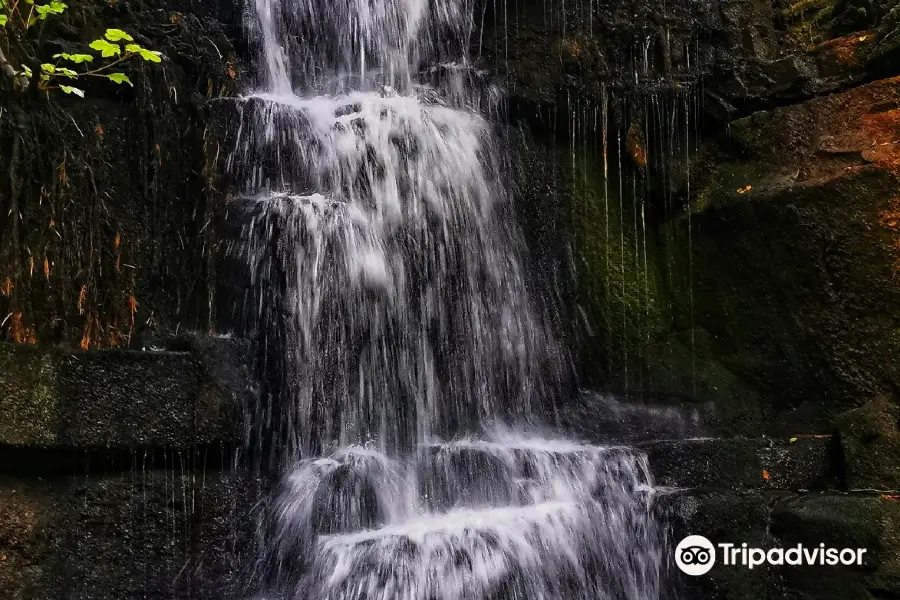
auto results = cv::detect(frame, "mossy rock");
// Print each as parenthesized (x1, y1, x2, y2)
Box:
(838, 397, 900, 490)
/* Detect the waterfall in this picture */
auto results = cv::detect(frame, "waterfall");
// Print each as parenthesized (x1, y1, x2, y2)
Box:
(228, 1, 669, 598)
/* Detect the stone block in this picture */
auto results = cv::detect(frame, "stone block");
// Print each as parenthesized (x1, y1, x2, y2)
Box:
(0, 464, 255, 600)
(0, 338, 251, 449)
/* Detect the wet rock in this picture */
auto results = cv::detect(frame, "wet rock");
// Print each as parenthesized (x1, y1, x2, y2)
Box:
(0, 0, 238, 347)
(771, 494, 900, 598)
(659, 489, 900, 599)
(660, 488, 784, 600)
(559, 390, 708, 443)
(0, 468, 255, 600)
(311, 464, 383, 534)
(641, 436, 838, 489)
(627, 121, 648, 170)
(651, 77, 900, 436)
(419, 445, 517, 510)
(0, 338, 250, 448)
(837, 396, 900, 490)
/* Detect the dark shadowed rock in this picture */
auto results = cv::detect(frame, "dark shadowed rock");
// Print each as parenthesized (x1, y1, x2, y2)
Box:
(659, 490, 900, 599)
(641, 436, 839, 490)
(0, 467, 256, 600)
(771, 494, 900, 598)
(838, 396, 900, 490)
(311, 464, 384, 535)
(0, 338, 250, 448)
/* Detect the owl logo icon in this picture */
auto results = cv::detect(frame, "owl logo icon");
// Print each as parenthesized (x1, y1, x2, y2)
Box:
(676, 535, 716, 575)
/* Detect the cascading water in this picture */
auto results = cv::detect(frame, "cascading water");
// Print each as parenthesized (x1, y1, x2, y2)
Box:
(228, 0, 670, 598)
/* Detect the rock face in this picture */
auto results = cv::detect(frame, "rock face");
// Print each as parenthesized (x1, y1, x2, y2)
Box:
(660, 76, 900, 436)
(0, 468, 254, 600)
(0, 338, 256, 600)
(494, 0, 900, 438)
(490, 4, 900, 598)
(0, 0, 239, 349)
(0, 339, 252, 448)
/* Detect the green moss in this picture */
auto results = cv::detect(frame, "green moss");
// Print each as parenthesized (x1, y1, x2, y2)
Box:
(0, 345, 61, 446)
(567, 146, 670, 372)
(783, 0, 836, 47)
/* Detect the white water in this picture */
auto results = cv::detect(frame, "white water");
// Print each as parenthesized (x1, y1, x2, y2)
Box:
(231, 1, 668, 598)
(260, 431, 665, 599)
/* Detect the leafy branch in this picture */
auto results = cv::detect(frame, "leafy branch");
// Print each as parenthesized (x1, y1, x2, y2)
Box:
(0, 0, 67, 30)
(1, 0, 163, 96)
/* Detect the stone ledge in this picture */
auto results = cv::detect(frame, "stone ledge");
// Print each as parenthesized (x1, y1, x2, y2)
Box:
(0, 338, 253, 449)
(0, 466, 256, 600)
(640, 436, 840, 490)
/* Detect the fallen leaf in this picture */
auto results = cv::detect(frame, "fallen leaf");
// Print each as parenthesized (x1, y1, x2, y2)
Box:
(737, 185, 752, 194)
(762, 470, 771, 481)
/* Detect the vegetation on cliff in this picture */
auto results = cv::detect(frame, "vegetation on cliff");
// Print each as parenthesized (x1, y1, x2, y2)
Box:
(0, 0, 237, 349)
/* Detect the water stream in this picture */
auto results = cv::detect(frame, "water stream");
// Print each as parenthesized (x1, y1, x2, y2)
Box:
(230, 0, 669, 597)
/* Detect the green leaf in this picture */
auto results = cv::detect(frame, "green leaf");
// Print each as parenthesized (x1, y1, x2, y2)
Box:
(23, 0, 34, 4)
(53, 53, 93, 64)
(21, 65, 32, 78)
(60, 85, 85, 98)
(789, 437, 798, 444)
(35, 1, 66, 19)
(56, 67, 78, 78)
(0, 14, 7, 27)
(137, 48, 162, 63)
(107, 72, 132, 86)
(40, 63, 55, 74)
(104, 28, 133, 42)
(124, 43, 143, 54)
(89, 39, 121, 57)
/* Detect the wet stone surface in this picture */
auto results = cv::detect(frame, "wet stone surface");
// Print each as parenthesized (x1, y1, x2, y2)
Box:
(0, 466, 257, 600)
(0, 338, 251, 449)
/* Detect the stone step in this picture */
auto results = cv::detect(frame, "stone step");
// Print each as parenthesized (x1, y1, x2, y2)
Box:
(0, 338, 251, 451)
(637, 435, 840, 490)
(306, 498, 663, 599)
(418, 438, 652, 509)
(560, 390, 711, 443)
(271, 438, 652, 546)
(420, 434, 839, 496)
(0, 466, 255, 600)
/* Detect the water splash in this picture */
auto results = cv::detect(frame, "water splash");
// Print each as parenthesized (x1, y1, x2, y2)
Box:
(262, 430, 665, 600)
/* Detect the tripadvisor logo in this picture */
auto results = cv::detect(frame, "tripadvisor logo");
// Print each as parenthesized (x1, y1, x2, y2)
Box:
(675, 536, 716, 575)
(675, 535, 868, 576)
